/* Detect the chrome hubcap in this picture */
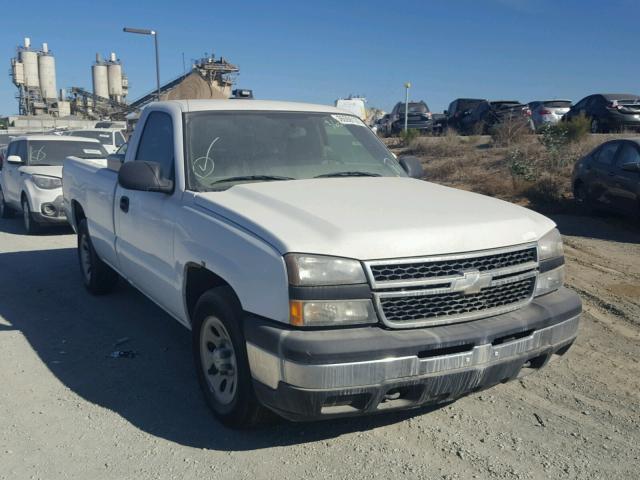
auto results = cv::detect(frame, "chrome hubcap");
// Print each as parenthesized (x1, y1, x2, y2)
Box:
(80, 234, 92, 283)
(200, 316, 237, 405)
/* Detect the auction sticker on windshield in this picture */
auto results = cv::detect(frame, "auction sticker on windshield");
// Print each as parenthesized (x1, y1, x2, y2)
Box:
(332, 114, 367, 127)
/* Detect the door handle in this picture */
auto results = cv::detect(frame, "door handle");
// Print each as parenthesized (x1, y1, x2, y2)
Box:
(119, 196, 129, 213)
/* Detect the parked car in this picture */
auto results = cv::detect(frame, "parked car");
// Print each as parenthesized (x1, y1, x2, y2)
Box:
(563, 94, 640, 133)
(445, 98, 485, 133)
(528, 100, 572, 129)
(460, 100, 533, 134)
(63, 128, 126, 154)
(572, 138, 640, 217)
(63, 99, 580, 427)
(0, 135, 107, 233)
(376, 114, 393, 137)
(389, 101, 433, 135)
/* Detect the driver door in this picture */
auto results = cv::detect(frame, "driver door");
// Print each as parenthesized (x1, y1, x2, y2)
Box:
(114, 111, 183, 318)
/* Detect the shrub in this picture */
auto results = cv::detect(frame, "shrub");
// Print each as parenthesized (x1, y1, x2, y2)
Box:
(490, 117, 533, 147)
(507, 147, 538, 182)
(399, 128, 420, 145)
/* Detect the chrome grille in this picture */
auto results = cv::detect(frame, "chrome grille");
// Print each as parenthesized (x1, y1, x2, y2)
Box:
(379, 277, 535, 323)
(365, 244, 538, 329)
(368, 247, 537, 286)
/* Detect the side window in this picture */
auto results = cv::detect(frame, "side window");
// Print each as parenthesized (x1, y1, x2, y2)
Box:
(16, 141, 28, 164)
(135, 112, 174, 179)
(615, 143, 640, 168)
(115, 131, 125, 147)
(595, 142, 620, 166)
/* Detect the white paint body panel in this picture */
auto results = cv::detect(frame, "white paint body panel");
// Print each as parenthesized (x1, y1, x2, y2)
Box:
(62, 100, 557, 328)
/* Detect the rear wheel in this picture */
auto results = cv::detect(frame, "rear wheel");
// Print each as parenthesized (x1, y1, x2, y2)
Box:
(21, 197, 40, 234)
(193, 287, 270, 428)
(0, 189, 12, 218)
(77, 219, 119, 294)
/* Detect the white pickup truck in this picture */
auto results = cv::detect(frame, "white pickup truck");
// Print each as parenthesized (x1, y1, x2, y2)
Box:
(63, 100, 581, 427)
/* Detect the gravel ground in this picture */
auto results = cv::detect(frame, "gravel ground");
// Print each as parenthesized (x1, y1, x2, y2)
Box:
(0, 213, 639, 480)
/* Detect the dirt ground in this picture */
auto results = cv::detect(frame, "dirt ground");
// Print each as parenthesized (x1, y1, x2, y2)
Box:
(0, 210, 639, 479)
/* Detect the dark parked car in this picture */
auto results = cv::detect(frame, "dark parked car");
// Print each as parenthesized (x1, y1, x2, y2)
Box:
(563, 94, 640, 133)
(389, 101, 433, 135)
(454, 100, 533, 135)
(572, 138, 640, 217)
(445, 98, 485, 133)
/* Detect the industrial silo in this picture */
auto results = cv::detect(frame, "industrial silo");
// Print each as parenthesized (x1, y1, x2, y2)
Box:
(20, 38, 39, 88)
(107, 52, 123, 102)
(92, 54, 109, 98)
(38, 43, 57, 100)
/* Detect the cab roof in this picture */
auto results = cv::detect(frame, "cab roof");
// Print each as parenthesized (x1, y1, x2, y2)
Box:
(10, 135, 101, 143)
(159, 99, 348, 114)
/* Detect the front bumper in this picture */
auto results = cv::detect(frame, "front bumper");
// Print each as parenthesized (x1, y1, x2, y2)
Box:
(245, 287, 581, 421)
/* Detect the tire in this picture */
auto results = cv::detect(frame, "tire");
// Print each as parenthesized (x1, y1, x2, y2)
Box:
(21, 197, 40, 234)
(77, 219, 119, 294)
(590, 118, 604, 134)
(192, 287, 270, 428)
(0, 189, 12, 218)
(573, 182, 592, 214)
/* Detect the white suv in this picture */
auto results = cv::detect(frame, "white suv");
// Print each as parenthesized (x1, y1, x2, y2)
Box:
(0, 135, 107, 233)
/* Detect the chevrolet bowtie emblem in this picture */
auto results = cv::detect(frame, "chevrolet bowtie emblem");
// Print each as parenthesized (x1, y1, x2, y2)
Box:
(451, 270, 493, 295)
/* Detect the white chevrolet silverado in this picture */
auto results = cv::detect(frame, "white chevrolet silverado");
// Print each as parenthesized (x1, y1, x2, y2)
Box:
(62, 100, 581, 427)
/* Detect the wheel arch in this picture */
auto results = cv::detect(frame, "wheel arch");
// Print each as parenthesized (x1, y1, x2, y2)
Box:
(183, 263, 242, 327)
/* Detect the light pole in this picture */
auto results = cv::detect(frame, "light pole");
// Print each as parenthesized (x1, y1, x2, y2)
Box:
(123, 27, 161, 101)
(404, 82, 411, 133)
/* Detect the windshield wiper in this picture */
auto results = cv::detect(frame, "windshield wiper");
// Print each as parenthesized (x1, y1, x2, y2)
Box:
(314, 171, 381, 178)
(211, 175, 294, 185)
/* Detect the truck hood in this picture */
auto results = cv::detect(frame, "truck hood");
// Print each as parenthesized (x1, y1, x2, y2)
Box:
(193, 177, 556, 260)
(18, 166, 63, 178)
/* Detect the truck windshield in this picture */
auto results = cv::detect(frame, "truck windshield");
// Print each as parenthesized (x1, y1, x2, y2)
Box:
(185, 111, 405, 190)
(27, 140, 107, 166)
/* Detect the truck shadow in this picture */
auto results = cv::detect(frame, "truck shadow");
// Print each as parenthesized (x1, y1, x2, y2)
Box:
(0, 247, 436, 451)
(550, 213, 640, 244)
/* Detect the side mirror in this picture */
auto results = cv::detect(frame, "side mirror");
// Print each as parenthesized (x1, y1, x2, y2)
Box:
(621, 162, 640, 172)
(107, 153, 125, 172)
(7, 155, 23, 165)
(398, 155, 424, 179)
(118, 160, 173, 193)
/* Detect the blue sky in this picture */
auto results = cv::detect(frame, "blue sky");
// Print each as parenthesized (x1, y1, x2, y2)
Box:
(1, 0, 639, 115)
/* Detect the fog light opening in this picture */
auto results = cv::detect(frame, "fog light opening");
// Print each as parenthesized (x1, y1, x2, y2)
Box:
(41, 203, 57, 217)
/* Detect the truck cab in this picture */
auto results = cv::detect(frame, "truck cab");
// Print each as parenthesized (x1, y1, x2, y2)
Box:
(63, 100, 581, 427)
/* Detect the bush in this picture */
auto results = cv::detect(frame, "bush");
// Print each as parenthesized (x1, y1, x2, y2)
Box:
(507, 147, 538, 182)
(538, 114, 590, 149)
(399, 128, 420, 145)
(490, 117, 533, 147)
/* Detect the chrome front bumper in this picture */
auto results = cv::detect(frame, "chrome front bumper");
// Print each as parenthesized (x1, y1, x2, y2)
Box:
(247, 314, 578, 391)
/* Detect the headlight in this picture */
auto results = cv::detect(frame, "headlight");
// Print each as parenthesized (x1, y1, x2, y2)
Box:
(536, 228, 565, 297)
(32, 175, 62, 189)
(285, 254, 366, 286)
(537, 228, 563, 261)
(289, 299, 376, 327)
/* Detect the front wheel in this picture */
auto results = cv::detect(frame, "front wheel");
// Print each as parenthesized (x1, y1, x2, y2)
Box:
(574, 182, 592, 214)
(77, 219, 119, 294)
(21, 197, 40, 234)
(0, 189, 12, 218)
(193, 287, 270, 428)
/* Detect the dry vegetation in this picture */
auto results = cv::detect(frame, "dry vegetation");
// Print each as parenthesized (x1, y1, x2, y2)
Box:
(394, 121, 626, 212)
